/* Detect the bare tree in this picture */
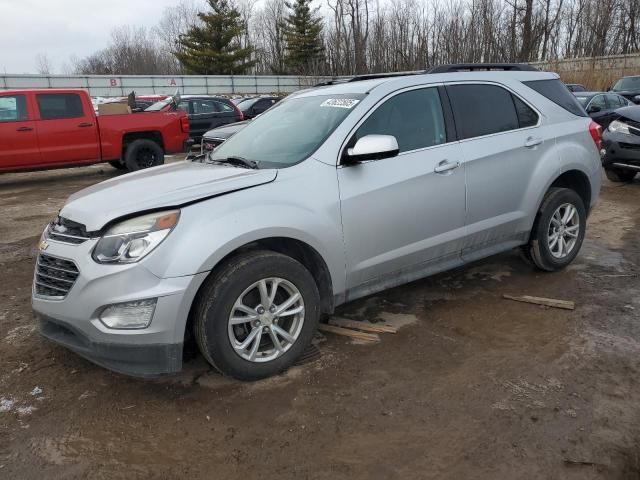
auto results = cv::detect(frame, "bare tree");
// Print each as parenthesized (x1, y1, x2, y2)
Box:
(35, 53, 52, 74)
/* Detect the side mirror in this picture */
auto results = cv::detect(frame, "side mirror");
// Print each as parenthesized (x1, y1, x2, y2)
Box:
(344, 134, 399, 163)
(588, 105, 602, 113)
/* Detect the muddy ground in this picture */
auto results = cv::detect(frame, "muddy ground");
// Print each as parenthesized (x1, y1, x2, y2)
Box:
(0, 162, 639, 479)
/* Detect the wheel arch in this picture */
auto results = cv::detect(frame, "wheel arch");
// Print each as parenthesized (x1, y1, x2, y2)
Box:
(184, 236, 335, 346)
(122, 131, 165, 157)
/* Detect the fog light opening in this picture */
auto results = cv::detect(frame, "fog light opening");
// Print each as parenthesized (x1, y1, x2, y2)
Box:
(99, 298, 157, 330)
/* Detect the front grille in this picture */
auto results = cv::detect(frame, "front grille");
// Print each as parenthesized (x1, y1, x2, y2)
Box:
(46, 216, 90, 245)
(624, 120, 640, 136)
(35, 254, 79, 298)
(619, 142, 640, 150)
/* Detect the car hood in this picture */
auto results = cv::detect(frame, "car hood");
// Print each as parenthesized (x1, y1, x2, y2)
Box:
(61, 161, 277, 231)
(615, 106, 640, 122)
(203, 120, 250, 140)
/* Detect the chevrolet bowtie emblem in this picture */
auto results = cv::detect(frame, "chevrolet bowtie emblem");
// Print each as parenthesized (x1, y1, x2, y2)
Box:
(37, 240, 49, 251)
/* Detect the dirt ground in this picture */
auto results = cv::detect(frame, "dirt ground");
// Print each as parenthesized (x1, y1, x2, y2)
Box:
(0, 161, 639, 480)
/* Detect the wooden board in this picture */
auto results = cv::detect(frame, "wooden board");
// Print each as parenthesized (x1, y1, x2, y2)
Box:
(328, 317, 397, 334)
(318, 324, 380, 342)
(503, 294, 575, 310)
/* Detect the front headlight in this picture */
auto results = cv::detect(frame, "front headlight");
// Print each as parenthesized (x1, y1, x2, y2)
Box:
(92, 210, 180, 264)
(609, 120, 631, 135)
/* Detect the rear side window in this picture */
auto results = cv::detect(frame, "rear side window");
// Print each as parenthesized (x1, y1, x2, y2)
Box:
(0, 95, 28, 122)
(353, 87, 447, 153)
(446, 84, 519, 139)
(37, 94, 84, 120)
(214, 101, 234, 113)
(192, 100, 218, 114)
(524, 79, 588, 117)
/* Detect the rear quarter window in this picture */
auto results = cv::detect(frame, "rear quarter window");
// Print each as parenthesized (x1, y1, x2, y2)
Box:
(524, 79, 588, 117)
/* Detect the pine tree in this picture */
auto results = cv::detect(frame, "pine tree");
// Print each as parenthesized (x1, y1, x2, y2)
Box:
(282, 0, 324, 74)
(176, 0, 255, 75)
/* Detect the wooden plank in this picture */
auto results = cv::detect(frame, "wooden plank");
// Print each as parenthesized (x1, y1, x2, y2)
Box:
(328, 317, 397, 334)
(503, 294, 575, 310)
(318, 324, 380, 342)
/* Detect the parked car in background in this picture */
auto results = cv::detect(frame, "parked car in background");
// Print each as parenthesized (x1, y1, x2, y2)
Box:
(33, 65, 601, 381)
(573, 91, 633, 128)
(196, 119, 250, 157)
(610, 76, 640, 104)
(236, 96, 281, 120)
(0, 89, 190, 173)
(600, 105, 640, 182)
(146, 95, 243, 139)
(566, 83, 586, 92)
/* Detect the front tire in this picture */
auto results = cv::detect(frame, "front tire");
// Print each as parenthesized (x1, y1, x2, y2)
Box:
(193, 250, 320, 381)
(523, 188, 586, 272)
(605, 168, 636, 182)
(124, 139, 164, 171)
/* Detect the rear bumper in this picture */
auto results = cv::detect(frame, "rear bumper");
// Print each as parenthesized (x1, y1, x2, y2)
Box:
(37, 314, 182, 377)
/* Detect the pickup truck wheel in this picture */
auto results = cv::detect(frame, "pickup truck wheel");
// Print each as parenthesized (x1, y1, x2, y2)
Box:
(124, 139, 164, 171)
(605, 168, 636, 182)
(523, 188, 586, 272)
(193, 250, 320, 381)
(108, 160, 127, 170)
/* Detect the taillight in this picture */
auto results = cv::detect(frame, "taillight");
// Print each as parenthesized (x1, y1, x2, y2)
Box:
(180, 116, 189, 133)
(589, 121, 602, 151)
(235, 106, 244, 121)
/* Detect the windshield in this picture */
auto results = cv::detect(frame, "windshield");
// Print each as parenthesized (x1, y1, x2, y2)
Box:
(612, 77, 640, 91)
(145, 98, 173, 111)
(209, 94, 365, 168)
(575, 96, 590, 106)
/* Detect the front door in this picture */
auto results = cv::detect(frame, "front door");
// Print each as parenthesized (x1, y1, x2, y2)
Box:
(338, 86, 466, 294)
(0, 93, 41, 170)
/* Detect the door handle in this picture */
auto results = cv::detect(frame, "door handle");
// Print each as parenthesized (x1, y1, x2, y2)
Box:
(78, 122, 94, 128)
(16, 126, 33, 132)
(524, 137, 543, 148)
(434, 160, 460, 174)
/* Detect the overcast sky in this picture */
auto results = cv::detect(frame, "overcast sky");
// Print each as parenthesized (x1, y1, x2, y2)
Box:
(0, 0, 183, 74)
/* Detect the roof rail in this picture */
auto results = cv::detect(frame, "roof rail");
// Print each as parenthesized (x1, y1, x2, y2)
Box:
(427, 63, 538, 73)
(314, 71, 423, 87)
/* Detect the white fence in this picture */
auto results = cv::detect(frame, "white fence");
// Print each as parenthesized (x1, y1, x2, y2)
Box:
(0, 74, 338, 97)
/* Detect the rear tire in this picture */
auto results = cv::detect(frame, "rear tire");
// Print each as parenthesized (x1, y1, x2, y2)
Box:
(193, 250, 321, 381)
(605, 168, 636, 182)
(108, 160, 127, 170)
(522, 187, 586, 272)
(124, 139, 164, 172)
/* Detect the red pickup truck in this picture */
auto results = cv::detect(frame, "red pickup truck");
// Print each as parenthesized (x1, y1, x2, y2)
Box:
(0, 89, 190, 173)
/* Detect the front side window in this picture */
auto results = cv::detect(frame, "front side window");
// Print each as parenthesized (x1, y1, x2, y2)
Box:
(37, 94, 84, 120)
(0, 95, 28, 122)
(352, 87, 447, 153)
(587, 95, 606, 113)
(209, 94, 364, 168)
(447, 84, 519, 139)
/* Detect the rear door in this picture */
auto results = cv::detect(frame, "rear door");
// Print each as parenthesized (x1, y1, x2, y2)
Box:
(446, 82, 549, 260)
(189, 98, 219, 137)
(35, 93, 99, 164)
(0, 93, 41, 169)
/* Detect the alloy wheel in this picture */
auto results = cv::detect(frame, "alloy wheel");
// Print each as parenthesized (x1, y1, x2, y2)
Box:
(227, 277, 305, 363)
(547, 203, 580, 259)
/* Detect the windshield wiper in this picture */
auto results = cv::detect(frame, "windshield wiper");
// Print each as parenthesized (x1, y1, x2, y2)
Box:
(207, 155, 258, 169)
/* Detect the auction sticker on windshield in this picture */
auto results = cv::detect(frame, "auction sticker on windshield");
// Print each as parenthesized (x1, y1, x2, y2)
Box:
(320, 98, 360, 109)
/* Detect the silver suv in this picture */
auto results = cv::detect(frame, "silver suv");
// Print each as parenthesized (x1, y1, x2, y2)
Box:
(32, 65, 602, 380)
